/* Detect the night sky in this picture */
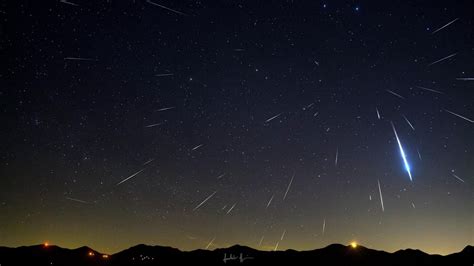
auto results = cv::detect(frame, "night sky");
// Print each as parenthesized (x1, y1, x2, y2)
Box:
(1, 0, 473, 255)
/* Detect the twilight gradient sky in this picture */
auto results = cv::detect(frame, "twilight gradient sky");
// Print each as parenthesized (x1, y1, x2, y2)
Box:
(1, 0, 473, 255)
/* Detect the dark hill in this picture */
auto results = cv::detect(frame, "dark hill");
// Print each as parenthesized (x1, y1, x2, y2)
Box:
(0, 243, 471, 266)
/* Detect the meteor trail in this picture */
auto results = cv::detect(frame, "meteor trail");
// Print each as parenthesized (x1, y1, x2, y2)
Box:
(428, 53, 457, 66)
(335, 148, 339, 166)
(155, 73, 174, 77)
(456, 77, 474, 81)
(145, 123, 161, 128)
(146, 0, 188, 16)
(64, 57, 95, 61)
(403, 115, 415, 131)
(226, 203, 236, 214)
(266, 194, 274, 209)
(452, 173, 465, 183)
(205, 237, 215, 250)
(60, 0, 79, 6)
(280, 230, 286, 241)
(193, 191, 217, 211)
(415, 86, 444, 94)
(302, 103, 314, 110)
(444, 109, 474, 123)
(142, 158, 155, 166)
(259, 236, 264, 246)
(386, 90, 405, 99)
(216, 173, 226, 179)
(265, 113, 282, 123)
(116, 168, 146, 185)
(377, 179, 385, 212)
(391, 122, 413, 181)
(191, 144, 204, 151)
(155, 107, 175, 112)
(65, 197, 89, 204)
(322, 219, 325, 235)
(417, 148, 422, 160)
(282, 173, 295, 201)
(431, 18, 459, 34)
(376, 108, 381, 119)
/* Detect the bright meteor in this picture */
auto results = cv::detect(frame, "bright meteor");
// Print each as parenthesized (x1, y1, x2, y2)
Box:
(391, 122, 412, 181)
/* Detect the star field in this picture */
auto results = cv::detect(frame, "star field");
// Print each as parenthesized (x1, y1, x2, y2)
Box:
(0, 0, 473, 255)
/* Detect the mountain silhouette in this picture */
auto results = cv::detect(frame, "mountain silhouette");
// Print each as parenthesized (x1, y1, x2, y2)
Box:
(0, 243, 472, 266)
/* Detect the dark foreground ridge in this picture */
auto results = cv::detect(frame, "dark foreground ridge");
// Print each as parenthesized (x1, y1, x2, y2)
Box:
(0, 243, 472, 266)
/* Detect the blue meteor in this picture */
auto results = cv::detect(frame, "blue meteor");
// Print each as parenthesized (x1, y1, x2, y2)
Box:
(391, 122, 412, 181)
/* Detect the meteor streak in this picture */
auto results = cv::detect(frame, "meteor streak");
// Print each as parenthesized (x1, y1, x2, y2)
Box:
(403, 115, 415, 131)
(155, 107, 175, 112)
(280, 230, 286, 241)
(116, 168, 146, 185)
(60, 0, 79, 6)
(443, 109, 474, 123)
(391, 122, 413, 181)
(266, 194, 274, 209)
(428, 53, 457, 66)
(205, 237, 215, 249)
(155, 73, 174, 77)
(226, 203, 236, 214)
(452, 173, 465, 183)
(145, 123, 161, 128)
(431, 18, 459, 34)
(65, 197, 89, 204)
(386, 90, 405, 99)
(191, 144, 204, 151)
(415, 86, 444, 94)
(322, 219, 325, 235)
(193, 191, 217, 211)
(265, 113, 282, 123)
(146, 0, 188, 16)
(282, 173, 295, 201)
(377, 179, 384, 212)
(64, 57, 95, 61)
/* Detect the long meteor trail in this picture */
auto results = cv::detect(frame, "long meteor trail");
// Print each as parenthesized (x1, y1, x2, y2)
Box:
(116, 168, 146, 185)
(282, 173, 295, 201)
(377, 179, 384, 212)
(431, 18, 459, 34)
(146, 0, 188, 16)
(391, 122, 413, 181)
(428, 53, 457, 66)
(193, 191, 217, 211)
(265, 113, 282, 123)
(444, 109, 474, 123)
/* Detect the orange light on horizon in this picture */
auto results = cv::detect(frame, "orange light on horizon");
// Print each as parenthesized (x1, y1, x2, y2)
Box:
(350, 241, 358, 248)
(102, 254, 109, 259)
(88, 251, 95, 256)
(43, 242, 49, 247)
